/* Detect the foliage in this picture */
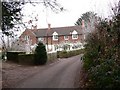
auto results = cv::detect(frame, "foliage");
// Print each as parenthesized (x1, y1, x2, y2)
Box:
(1, 0, 64, 57)
(75, 11, 98, 26)
(57, 49, 84, 58)
(83, 1, 120, 88)
(34, 42, 47, 65)
(47, 52, 57, 62)
(18, 54, 34, 65)
(1, 2, 23, 36)
(1, 0, 63, 36)
(7, 51, 25, 62)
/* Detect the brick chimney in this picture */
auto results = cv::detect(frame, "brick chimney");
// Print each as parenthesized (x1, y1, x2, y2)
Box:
(82, 20, 85, 28)
(46, 24, 51, 36)
(48, 23, 51, 30)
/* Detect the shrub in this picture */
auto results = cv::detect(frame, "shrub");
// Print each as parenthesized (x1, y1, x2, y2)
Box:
(83, 5, 120, 88)
(47, 53, 57, 62)
(7, 51, 25, 62)
(57, 50, 68, 58)
(34, 42, 47, 65)
(57, 49, 84, 58)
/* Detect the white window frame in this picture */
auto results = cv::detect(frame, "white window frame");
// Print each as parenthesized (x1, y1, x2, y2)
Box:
(72, 30, 78, 39)
(72, 34, 78, 39)
(64, 35, 69, 40)
(25, 36, 30, 41)
(38, 37, 44, 42)
(53, 32, 58, 41)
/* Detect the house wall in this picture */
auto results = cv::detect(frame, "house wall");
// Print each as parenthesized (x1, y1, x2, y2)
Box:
(39, 34, 83, 52)
(42, 34, 82, 45)
(19, 30, 37, 45)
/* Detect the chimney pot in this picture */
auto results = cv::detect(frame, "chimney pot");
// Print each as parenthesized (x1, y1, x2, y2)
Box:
(48, 24, 51, 30)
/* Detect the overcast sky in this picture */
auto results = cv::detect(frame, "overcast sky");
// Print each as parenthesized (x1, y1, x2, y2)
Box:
(0, 0, 119, 47)
(21, 0, 119, 29)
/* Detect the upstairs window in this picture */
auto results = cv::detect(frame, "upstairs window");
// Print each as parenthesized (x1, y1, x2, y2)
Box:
(72, 34, 78, 39)
(53, 35, 58, 40)
(72, 30, 78, 39)
(64, 35, 69, 40)
(53, 32, 58, 41)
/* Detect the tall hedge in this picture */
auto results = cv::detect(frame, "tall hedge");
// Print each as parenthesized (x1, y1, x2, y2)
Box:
(83, 3, 120, 88)
(34, 42, 47, 65)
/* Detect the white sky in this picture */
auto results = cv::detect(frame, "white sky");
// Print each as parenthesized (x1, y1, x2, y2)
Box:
(0, 0, 119, 47)
(21, 0, 119, 29)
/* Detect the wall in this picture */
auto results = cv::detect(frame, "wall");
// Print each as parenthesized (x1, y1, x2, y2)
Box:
(19, 29, 37, 45)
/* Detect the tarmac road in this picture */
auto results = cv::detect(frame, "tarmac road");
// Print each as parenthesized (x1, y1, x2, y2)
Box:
(15, 55, 82, 88)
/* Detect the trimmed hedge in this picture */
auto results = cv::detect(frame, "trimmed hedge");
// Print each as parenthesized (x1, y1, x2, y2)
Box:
(18, 53, 57, 65)
(18, 54, 34, 65)
(6, 49, 84, 65)
(47, 53, 57, 63)
(7, 51, 25, 62)
(57, 49, 84, 58)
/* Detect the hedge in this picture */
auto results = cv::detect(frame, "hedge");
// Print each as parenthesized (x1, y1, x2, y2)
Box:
(18, 54, 34, 65)
(7, 51, 25, 62)
(18, 53, 57, 65)
(57, 49, 84, 58)
(47, 53, 57, 63)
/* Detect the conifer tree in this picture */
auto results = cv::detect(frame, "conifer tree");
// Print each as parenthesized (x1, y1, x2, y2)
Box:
(34, 42, 47, 65)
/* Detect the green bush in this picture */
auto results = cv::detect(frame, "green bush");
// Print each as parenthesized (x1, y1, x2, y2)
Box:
(34, 42, 47, 65)
(57, 49, 84, 58)
(57, 51, 68, 58)
(18, 54, 34, 65)
(7, 51, 25, 62)
(83, 5, 120, 88)
(47, 53, 57, 62)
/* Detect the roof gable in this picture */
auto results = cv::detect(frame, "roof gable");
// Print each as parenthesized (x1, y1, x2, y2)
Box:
(72, 30, 78, 34)
(52, 31, 58, 35)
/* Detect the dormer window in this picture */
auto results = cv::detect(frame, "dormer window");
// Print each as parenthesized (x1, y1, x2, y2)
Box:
(72, 34, 78, 39)
(72, 30, 78, 39)
(53, 32, 58, 41)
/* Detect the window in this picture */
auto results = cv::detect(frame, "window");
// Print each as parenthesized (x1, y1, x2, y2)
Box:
(25, 36, 30, 40)
(53, 35, 58, 40)
(64, 36, 69, 40)
(72, 30, 78, 39)
(53, 32, 58, 40)
(38, 37, 44, 42)
(72, 34, 78, 39)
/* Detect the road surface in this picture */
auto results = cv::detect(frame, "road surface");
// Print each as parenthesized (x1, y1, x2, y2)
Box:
(15, 55, 82, 88)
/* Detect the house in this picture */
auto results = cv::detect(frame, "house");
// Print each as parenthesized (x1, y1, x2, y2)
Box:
(19, 24, 85, 53)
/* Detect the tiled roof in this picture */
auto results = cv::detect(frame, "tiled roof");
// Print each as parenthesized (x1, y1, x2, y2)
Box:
(31, 25, 83, 37)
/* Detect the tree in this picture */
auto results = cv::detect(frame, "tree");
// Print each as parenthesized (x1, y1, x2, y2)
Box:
(1, 0, 63, 53)
(1, 0, 63, 36)
(2, 2, 23, 35)
(34, 42, 47, 65)
(75, 11, 96, 25)
(75, 11, 99, 33)
(82, 1, 120, 88)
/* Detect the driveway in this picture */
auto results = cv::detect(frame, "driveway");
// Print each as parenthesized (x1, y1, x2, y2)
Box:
(14, 55, 82, 88)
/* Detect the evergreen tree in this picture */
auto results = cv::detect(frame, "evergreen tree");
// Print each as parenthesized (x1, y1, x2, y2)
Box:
(34, 42, 47, 65)
(82, 1, 120, 88)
